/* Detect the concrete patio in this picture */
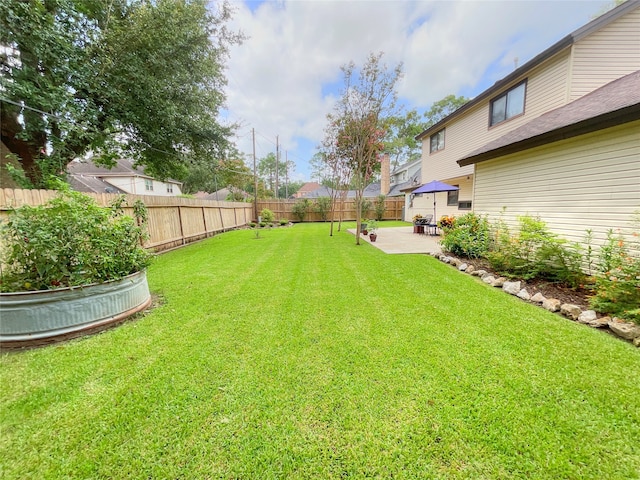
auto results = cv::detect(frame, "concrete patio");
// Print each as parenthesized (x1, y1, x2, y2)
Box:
(348, 226, 442, 255)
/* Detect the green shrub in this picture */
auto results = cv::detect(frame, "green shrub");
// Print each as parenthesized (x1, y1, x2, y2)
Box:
(260, 208, 275, 223)
(0, 189, 152, 292)
(314, 197, 332, 222)
(590, 228, 640, 324)
(248, 222, 257, 228)
(279, 219, 288, 226)
(292, 199, 310, 222)
(487, 215, 584, 286)
(373, 195, 386, 221)
(440, 212, 490, 259)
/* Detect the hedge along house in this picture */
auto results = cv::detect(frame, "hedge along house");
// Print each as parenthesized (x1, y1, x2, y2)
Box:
(412, 0, 640, 238)
(458, 71, 639, 248)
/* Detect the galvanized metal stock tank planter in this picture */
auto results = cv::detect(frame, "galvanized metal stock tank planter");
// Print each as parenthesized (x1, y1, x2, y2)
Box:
(0, 270, 151, 347)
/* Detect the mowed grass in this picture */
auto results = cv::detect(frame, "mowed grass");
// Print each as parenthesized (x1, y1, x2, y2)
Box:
(1, 223, 639, 479)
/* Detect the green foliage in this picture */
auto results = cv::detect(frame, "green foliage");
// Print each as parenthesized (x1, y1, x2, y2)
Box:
(360, 198, 373, 219)
(259, 208, 275, 223)
(182, 154, 252, 195)
(314, 197, 332, 222)
(279, 219, 288, 226)
(373, 194, 386, 221)
(1, 0, 242, 186)
(291, 199, 310, 222)
(366, 219, 378, 233)
(590, 228, 640, 324)
(440, 213, 490, 259)
(487, 215, 584, 286)
(0, 189, 152, 292)
(382, 95, 468, 167)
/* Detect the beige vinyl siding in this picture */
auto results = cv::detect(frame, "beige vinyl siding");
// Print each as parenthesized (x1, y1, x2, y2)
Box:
(429, 175, 475, 220)
(473, 120, 640, 248)
(570, 7, 640, 101)
(422, 50, 571, 183)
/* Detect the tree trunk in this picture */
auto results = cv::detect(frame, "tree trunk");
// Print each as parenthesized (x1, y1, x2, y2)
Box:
(1, 107, 42, 184)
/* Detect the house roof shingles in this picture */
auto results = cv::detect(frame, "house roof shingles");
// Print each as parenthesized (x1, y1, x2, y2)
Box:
(458, 70, 640, 166)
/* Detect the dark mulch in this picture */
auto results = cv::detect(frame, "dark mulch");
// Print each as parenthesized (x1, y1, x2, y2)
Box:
(463, 258, 592, 310)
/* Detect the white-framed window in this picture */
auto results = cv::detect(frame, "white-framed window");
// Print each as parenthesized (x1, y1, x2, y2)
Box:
(166, 183, 173, 193)
(458, 200, 472, 210)
(430, 128, 445, 153)
(145, 179, 154, 191)
(490, 80, 527, 126)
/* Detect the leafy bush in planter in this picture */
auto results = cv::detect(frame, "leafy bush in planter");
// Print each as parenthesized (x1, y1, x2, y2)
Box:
(440, 212, 490, 259)
(0, 188, 152, 292)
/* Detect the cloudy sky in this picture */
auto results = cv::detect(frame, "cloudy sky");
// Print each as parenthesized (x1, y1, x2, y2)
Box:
(221, 0, 610, 182)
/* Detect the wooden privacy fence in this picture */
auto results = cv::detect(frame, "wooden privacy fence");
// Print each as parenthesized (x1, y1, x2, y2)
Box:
(257, 197, 404, 222)
(0, 189, 253, 252)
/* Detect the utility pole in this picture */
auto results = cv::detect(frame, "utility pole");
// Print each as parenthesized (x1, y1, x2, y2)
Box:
(252, 128, 257, 220)
(275, 135, 280, 199)
(285, 151, 289, 198)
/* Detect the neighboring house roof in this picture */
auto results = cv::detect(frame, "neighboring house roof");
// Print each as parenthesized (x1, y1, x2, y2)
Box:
(68, 175, 126, 194)
(303, 182, 383, 199)
(390, 158, 421, 177)
(67, 158, 182, 185)
(458, 70, 640, 166)
(415, 0, 640, 142)
(387, 168, 422, 196)
(295, 182, 322, 197)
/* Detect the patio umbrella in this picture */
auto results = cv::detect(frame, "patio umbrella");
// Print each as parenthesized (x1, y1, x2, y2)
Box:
(412, 180, 459, 222)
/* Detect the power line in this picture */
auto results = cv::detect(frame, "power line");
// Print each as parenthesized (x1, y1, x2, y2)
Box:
(1, 97, 67, 122)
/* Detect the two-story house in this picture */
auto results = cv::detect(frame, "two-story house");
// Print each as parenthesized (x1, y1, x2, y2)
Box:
(412, 0, 640, 246)
(67, 158, 183, 196)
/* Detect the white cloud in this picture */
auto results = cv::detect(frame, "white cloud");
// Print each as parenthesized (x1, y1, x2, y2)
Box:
(223, 0, 608, 180)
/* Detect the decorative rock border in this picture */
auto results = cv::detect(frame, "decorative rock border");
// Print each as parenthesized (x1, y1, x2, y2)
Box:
(433, 253, 640, 347)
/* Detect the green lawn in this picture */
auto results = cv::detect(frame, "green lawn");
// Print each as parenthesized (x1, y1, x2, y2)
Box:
(2, 223, 639, 479)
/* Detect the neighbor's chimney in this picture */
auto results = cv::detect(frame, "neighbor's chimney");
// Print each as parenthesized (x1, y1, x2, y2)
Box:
(380, 153, 390, 196)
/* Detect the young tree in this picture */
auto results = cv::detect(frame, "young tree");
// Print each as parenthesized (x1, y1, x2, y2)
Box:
(0, 0, 242, 187)
(326, 52, 402, 245)
(383, 95, 468, 167)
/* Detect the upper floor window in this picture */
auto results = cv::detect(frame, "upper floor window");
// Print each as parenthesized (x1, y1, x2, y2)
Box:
(145, 179, 153, 191)
(430, 128, 445, 153)
(166, 183, 173, 193)
(490, 80, 526, 126)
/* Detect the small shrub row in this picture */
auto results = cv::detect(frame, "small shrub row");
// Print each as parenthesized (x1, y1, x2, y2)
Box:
(439, 212, 640, 324)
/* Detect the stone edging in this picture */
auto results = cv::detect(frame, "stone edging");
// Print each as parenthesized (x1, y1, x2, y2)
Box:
(432, 253, 640, 348)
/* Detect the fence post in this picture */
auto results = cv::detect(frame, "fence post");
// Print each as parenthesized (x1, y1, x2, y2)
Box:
(177, 206, 185, 245)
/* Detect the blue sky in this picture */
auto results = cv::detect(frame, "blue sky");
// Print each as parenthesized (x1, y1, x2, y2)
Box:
(221, 0, 611, 182)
